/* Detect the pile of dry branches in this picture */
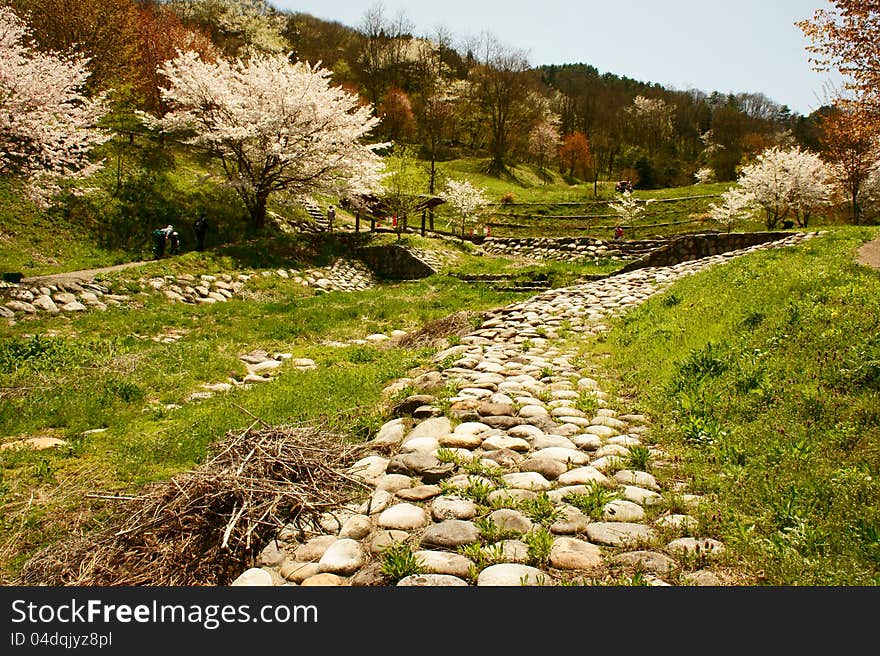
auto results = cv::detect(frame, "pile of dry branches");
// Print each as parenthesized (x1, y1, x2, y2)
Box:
(18, 422, 368, 586)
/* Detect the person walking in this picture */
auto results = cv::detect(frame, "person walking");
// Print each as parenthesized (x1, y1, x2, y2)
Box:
(169, 230, 180, 255)
(327, 205, 336, 232)
(194, 213, 208, 252)
(151, 224, 173, 258)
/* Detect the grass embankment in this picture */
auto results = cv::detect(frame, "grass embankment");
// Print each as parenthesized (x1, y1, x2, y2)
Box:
(593, 227, 880, 585)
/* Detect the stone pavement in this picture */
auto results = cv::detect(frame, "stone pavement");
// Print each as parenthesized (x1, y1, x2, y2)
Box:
(232, 231, 817, 587)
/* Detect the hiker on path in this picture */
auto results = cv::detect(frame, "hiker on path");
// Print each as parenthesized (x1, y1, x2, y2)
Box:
(152, 224, 173, 259)
(327, 205, 336, 232)
(194, 213, 209, 252)
(169, 230, 180, 255)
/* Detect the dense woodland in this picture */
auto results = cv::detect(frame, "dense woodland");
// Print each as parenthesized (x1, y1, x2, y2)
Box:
(2, 0, 827, 190)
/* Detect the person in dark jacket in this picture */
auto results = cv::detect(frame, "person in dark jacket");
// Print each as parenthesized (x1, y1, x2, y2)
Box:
(194, 213, 208, 252)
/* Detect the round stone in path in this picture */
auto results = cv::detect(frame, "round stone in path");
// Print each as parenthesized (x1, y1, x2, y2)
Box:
(611, 551, 678, 575)
(571, 434, 603, 450)
(602, 499, 646, 522)
(397, 574, 469, 587)
(300, 573, 348, 586)
(488, 508, 533, 534)
(280, 561, 320, 583)
(549, 537, 603, 570)
(622, 485, 662, 506)
(294, 535, 337, 562)
(397, 485, 442, 502)
(440, 432, 484, 449)
(231, 568, 273, 586)
(683, 570, 722, 586)
(477, 563, 550, 586)
(531, 447, 590, 466)
(339, 515, 373, 540)
(318, 539, 365, 575)
(549, 506, 592, 535)
(369, 530, 410, 554)
(613, 469, 660, 491)
(558, 466, 611, 487)
(482, 435, 530, 452)
(414, 550, 473, 578)
(386, 453, 454, 482)
(432, 497, 479, 521)
(420, 520, 480, 549)
(655, 514, 698, 532)
(378, 503, 430, 530)
(502, 472, 552, 491)
(406, 417, 452, 441)
(348, 455, 389, 483)
(519, 458, 567, 480)
(372, 419, 407, 448)
(585, 522, 656, 548)
(498, 539, 530, 564)
(375, 474, 413, 493)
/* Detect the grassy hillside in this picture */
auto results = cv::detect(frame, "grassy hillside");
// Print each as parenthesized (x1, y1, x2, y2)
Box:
(592, 226, 880, 584)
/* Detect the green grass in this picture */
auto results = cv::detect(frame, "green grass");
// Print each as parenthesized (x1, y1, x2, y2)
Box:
(594, 226, 880, 585)
(0, 259, 526, 581)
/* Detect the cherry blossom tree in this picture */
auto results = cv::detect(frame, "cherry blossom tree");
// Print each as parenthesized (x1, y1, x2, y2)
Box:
(438, 178, 489, 238)
(738, 146, 836, 229)
(608, 190, 652, 238)
(156, 50, 386, 231)
(0, 6, 110, 206)
(694, 167, 715, 185)
(707, 186, 755, 232)
(784, 146, 836, 227)
(527, 120, 561, 176)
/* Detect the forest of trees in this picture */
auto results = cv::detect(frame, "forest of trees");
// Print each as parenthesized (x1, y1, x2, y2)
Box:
(2, 0, 836, 193)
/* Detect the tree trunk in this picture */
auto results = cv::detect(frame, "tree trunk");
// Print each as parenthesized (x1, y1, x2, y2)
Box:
(249, 192, 269, 232)
(421, 210, 426, 236)
(355, 211, 360, 233)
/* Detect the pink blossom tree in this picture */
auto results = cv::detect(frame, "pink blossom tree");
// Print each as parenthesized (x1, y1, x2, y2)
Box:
(156, 50, 386, 231)
(0, 6, 110, 206)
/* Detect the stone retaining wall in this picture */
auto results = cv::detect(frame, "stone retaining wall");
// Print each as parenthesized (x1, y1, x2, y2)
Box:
(616, 231, 794, 273)
(356, 245, 437, 280)
(480, 237, 662, 263)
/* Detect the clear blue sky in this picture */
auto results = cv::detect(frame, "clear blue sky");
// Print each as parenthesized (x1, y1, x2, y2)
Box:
(268, 0, 841, 117)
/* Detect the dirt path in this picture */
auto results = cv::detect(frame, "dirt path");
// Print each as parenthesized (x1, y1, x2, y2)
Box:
(20, 260, 154, 285)
(856, 236, 880, 271)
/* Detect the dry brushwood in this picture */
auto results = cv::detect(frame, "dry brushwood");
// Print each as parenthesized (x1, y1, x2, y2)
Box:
(394, 310, 485, 350)
(18, 423, 368, 586)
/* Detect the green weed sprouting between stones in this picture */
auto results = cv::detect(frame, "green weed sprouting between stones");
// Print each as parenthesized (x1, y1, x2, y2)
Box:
(564, 482, 622, 520)
(475, 516, 521, 543)
(523, 527, 554, 567)
(575, 390, 600, 416)
(623, 445, 653, 472)
(519, 492, 564, 526)
(380, 541, 425, 583)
